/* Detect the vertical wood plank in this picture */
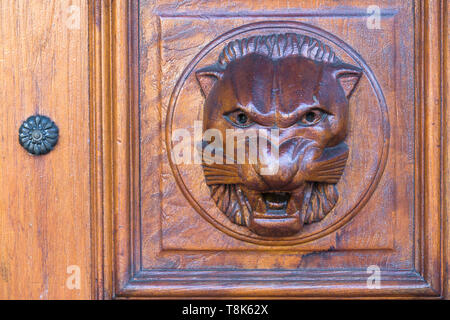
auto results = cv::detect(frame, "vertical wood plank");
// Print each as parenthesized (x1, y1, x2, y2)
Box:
(111, 0, 131, 296)
(0, 0, 91, 299)
(443, 0, 449, 300)
(423, 0, 443, 294)
(89, 0, 113, 300)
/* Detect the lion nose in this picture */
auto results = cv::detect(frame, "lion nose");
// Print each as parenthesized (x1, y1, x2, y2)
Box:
(252, 138, 302, 189)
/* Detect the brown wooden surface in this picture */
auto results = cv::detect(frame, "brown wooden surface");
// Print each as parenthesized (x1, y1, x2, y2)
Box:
(99, 0, 448, 299)
(444, 0, 449, 300)
(0, 0, 447, 300)
(0, 0, 91, 299)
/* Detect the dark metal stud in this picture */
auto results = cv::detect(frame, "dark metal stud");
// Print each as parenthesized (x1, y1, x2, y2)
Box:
(18, 115, 59, 155)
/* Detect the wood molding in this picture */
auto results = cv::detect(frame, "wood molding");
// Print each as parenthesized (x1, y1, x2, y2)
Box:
(90, 0, 448, 299)
(89, 0, 114, 300)
(442, 0, 449, 300)
(424, 0, 441, 293)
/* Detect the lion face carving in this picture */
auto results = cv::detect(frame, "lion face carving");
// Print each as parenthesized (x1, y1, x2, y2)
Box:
(196, 33, 362, 237)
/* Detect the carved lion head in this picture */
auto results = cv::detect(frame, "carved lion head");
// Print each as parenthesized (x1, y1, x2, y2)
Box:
(196, 33, 362, 237)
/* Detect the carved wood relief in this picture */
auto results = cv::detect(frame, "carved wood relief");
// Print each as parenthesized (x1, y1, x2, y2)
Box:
(165, 22, 389, 245)
(196, 32, 362, 237)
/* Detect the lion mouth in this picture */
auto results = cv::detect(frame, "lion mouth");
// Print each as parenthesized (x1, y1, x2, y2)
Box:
(262, 192, 291, 211)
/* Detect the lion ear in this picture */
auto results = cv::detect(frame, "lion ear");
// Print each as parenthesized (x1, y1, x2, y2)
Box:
(333, 63, 363, 99)
(196, 65, 224, 97)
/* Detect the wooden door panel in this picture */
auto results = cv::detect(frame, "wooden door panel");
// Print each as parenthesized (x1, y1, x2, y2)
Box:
(0, 0, 91, 299)
(144, 21, 399, 269)
(94, 0, 448, 299)
(0, 0, 446, 300)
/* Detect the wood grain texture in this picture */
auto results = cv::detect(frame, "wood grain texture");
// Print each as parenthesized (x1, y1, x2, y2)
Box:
(89, 0, 114, 300)
(421, 0, 442, 294)
(0, 0, 91, 299)
(443, 0, 449, 300)
(0, 0, 446, 300)
(89, 0, 448, 299)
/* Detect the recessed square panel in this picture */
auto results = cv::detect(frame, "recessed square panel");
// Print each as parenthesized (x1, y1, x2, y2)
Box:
(94, 0, 446, 299)
(139, 5, 412, 271)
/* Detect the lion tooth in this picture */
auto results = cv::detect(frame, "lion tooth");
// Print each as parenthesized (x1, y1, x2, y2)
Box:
(240, 186, 267, 214)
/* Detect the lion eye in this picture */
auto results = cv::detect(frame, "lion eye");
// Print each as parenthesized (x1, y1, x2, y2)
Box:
(298, 109, 326, 126)
(224, 111, 254, 128)
(237, 113, 248, 124)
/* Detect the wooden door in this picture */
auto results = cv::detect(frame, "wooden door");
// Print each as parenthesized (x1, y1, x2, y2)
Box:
(0, 0, 91, 299)
(0, 0, 449, 299)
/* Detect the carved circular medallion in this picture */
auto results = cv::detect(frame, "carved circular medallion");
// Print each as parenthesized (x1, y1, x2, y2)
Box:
(166, 21, 389, 245)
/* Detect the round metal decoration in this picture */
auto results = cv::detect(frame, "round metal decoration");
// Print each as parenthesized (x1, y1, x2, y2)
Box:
(18, 115, 59, 155)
